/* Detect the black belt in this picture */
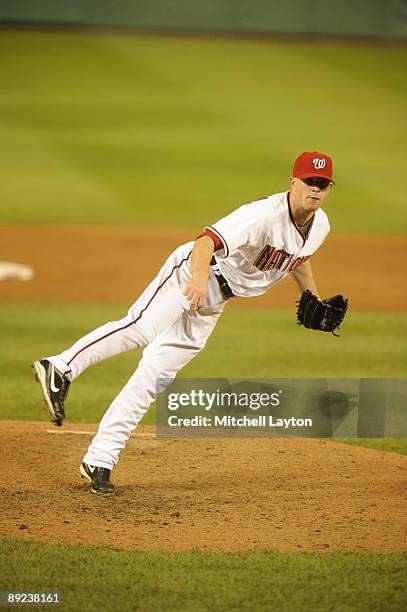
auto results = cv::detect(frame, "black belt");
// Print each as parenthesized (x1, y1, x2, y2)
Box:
(210, 256, 235, 299)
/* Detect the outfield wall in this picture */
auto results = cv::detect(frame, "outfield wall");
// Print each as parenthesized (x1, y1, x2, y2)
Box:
(0, 0, 406, 41)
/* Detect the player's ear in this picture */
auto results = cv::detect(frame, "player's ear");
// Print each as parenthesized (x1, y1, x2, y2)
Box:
(290, 176, 296, 189)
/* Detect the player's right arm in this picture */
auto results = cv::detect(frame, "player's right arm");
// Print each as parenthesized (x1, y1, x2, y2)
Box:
(183, 235, 215, 309)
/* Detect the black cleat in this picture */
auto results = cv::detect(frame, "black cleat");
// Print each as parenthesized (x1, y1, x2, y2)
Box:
(80, 462, 115, 495)
(32, 359, 70, 426)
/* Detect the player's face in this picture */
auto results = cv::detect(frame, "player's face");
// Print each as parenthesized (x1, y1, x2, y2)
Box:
(290, 177, 333, 212)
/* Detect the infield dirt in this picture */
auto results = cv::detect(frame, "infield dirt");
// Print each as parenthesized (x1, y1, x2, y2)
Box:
(1, 224, 406, 312)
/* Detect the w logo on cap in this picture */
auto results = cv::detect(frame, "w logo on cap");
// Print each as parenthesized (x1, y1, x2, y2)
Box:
(313, 158, 326, 169)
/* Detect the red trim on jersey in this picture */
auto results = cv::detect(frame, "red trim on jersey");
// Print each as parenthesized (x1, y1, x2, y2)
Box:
(196, 229, 223, 251)
(205, 225, 229, 257)
(287, 192, 314, 246)
(66, 250, 193, 367)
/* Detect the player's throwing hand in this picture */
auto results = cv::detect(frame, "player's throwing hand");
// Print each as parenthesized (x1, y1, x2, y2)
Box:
(183, 274, 208, 310)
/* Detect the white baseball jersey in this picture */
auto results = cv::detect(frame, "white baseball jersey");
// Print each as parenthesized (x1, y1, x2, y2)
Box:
(47, 189, 330, 472)
(206, 191, 330, 297)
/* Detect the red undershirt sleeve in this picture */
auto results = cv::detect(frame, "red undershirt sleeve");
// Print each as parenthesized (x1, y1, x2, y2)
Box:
(195, 228, 223, 251)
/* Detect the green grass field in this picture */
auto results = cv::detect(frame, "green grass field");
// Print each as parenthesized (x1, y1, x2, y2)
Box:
(0, 30, 406, 232)
(1, 303, 406, 424)
(1, 541, 406, 612)
(1, 29, 406, 612)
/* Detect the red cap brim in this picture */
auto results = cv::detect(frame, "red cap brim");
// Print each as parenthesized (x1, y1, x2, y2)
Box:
(295, 172, 335, 184)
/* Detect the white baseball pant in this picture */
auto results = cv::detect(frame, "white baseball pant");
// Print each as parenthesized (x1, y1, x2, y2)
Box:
(47, 242, 227, 469)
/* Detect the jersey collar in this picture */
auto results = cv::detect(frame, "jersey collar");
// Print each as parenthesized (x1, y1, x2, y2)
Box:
(286, 191, 315, 246)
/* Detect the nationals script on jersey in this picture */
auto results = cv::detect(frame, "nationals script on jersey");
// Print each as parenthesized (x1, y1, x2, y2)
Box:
(205, 191, 330, 297)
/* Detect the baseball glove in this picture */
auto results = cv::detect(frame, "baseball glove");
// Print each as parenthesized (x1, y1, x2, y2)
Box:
(296, 290, 348, 336)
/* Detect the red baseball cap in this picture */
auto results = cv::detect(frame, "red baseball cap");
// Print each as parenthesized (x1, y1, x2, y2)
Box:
(293, 151, 335, 183)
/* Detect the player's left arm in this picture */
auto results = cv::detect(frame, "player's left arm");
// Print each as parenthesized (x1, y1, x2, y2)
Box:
(290, 259, 320, 299)
(293, 259, 348, 334)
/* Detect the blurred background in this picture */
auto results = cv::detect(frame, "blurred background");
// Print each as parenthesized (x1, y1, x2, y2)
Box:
(0, 0, 406, 423)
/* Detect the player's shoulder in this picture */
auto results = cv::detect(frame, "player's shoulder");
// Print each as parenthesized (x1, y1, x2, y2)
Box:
(314, 207, 330, 233)
(245, 191, 286, 216)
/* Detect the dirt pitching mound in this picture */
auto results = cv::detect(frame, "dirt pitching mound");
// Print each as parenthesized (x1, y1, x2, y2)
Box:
(2, 421, 406, 553)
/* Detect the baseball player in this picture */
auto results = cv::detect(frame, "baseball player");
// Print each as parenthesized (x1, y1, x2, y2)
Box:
(33, 151, 347, 494)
